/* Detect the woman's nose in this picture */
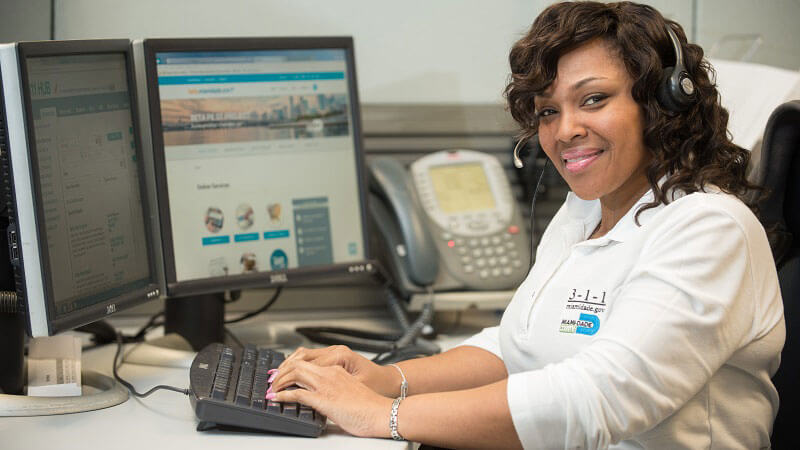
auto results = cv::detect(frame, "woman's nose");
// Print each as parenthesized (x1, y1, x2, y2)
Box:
(555, 110, 588, 143)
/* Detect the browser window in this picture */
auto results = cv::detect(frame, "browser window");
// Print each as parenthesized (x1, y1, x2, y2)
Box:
(154, 49, 365, 282)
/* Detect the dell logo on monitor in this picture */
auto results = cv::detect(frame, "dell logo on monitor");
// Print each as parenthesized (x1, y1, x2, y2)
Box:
(270, 274, 288, 284)
(106, 304, 117, 315)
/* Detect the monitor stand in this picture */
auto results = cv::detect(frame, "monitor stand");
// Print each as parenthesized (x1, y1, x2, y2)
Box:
(117, 293, 225, 369)
(164, 293, 225, 351)
(123, 291, 303, 369)
(0, 369, 129, 416)
(0, 309, 129, 416)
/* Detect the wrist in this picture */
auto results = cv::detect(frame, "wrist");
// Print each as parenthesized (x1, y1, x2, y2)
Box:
(376, 364, 403, 397)
(372, 395, 395, 438)
(388, 364, 408, 399)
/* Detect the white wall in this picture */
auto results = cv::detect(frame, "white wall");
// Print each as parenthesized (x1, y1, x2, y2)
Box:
(52, 0, 697, 104)
(696, 0, 800, 70)
(30, 0, 800, 104)
(0, 0, 51, 43)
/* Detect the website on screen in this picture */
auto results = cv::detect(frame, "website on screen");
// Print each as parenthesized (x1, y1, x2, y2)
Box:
(156, 49, 365, 282)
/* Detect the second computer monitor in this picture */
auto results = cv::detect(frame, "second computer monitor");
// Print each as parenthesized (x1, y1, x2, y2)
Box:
(1, 39, 160, 337)
(138, 37, 371, 297)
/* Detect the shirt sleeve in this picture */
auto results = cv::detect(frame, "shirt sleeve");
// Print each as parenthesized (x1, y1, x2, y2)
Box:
(457, 326, 502, 360)
(506, 197, 783, 449)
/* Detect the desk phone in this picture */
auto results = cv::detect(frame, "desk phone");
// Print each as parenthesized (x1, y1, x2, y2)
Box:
(369, 149, 530, 293)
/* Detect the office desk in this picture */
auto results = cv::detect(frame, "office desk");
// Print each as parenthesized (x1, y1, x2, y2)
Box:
(1, 311, 495, 450)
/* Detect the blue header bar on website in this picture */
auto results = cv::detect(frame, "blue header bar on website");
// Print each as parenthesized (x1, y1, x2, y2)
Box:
(158, 72, 345, 85)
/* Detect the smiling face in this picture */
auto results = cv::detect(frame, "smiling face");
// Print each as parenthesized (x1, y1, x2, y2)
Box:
(535, 39, 651, 208)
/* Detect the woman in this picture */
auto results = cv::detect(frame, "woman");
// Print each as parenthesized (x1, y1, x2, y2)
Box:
(268, 2, 785, 448)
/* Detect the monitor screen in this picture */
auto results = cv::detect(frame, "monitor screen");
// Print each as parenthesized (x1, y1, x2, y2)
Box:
(0, 40, 160, 336)
(142, 38, 370, 295)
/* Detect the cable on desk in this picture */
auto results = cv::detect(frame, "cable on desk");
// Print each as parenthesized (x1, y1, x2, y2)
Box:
(224, 287, 283, 324)
(130, 311, 165, 342)
(112, 332, 189, 398)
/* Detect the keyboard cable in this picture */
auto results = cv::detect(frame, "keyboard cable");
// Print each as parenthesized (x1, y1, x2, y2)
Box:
(112, 331, 189, 398)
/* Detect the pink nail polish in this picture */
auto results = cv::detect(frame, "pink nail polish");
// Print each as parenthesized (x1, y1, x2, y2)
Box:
(268, 373, 276, 383)
(267, 369, 277, 374)
(265, 392, 276, 400)
(266, 386, 272, 394)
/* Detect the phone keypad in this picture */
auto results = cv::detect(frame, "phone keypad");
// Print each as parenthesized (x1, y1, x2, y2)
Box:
(444, 228, 525, 280)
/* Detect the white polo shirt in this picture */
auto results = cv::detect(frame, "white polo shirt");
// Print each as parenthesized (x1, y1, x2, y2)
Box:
(461, 188, 785, 449)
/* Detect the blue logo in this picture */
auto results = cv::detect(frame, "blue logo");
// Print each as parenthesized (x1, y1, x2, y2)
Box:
(576, 313, 600, 335)
(270, 249, 288, 270)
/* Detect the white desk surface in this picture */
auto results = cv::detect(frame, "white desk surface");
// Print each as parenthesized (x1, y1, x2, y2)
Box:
(1, 311, 495, 450)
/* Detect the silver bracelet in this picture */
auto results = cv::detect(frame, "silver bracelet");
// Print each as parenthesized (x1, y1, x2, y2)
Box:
(390, 397, 404, 441)
(388, 363, 408, 399)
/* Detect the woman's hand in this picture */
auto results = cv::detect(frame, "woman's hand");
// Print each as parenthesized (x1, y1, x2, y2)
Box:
(280, 345, 401, 397)
(267, 359, 393, 438)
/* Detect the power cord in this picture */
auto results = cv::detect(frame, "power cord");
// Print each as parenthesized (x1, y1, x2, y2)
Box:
(129, 289, 241, 340)
(130, 311, 164, 342)
(224, 287, 282, 324)
(109, 289, 271, 345)
(112, 332, 188, 398)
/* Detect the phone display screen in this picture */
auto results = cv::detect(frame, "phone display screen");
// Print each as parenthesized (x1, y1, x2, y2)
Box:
(428, 163, 495, 213)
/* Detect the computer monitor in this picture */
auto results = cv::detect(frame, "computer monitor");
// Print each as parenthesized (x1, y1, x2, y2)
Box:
(134, 37, 374, 349)
(0, 40, 160, 397)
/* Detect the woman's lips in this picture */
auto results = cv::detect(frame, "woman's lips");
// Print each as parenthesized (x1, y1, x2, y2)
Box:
(562, 149, 604, 173)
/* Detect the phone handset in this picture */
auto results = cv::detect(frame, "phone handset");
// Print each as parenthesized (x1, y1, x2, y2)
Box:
(368, 158, 438, 287)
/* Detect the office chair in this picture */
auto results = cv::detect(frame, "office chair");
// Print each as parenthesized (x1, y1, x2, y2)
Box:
(754, 100, 800, 450)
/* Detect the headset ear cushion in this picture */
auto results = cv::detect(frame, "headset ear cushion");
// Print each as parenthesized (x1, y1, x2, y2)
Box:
(657, 67, 683, 113)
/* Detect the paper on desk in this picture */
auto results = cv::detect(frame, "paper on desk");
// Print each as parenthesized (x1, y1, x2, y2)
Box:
(27, 335, 82, 397)
(710, 58, 800, 152)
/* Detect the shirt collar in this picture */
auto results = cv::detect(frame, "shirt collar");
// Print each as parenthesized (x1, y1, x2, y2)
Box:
(563, 176, 679, 244)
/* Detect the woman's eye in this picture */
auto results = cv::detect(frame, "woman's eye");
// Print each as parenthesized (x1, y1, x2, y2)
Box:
(583, 94, 607, 106)
(536, 108, 556, 117)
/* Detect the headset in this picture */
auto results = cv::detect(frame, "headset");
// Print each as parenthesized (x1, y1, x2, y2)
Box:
(511, 24, 695, 267)
(657, 25, 696, 113)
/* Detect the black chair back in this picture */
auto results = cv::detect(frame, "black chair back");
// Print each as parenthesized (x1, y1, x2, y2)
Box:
(755, 100, 800, 449)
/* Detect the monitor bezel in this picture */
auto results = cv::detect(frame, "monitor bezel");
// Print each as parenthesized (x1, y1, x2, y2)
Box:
(141, 37, 373, 297)
(15, 39, 161, 335)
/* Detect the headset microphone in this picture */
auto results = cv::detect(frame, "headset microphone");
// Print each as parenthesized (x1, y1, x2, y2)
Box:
(513, 139, 526, 169)
(512, 135, 547, 269)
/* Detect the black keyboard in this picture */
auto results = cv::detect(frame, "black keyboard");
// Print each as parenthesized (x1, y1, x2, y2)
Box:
(189, 343, 326, 437)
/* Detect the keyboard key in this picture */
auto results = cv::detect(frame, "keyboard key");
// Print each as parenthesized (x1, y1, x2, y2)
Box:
(270, 354, 284, 370)
(243, 345, 257, 362)
(251, 353, 272, 409)
(234, 359, 255, 406)
(283, 402, 299, 418)
(211, 350, 234, 400)
(267, 400, 282, 414)
(299, 406, 315, 423)
(211, 384, 228, 400)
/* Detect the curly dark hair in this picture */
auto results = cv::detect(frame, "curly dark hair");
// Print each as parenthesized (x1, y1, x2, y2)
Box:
(505, 1, 761, 218)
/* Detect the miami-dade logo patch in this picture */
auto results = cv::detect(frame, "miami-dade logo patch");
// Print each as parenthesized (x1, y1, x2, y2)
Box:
(559, 288, 607, 336)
